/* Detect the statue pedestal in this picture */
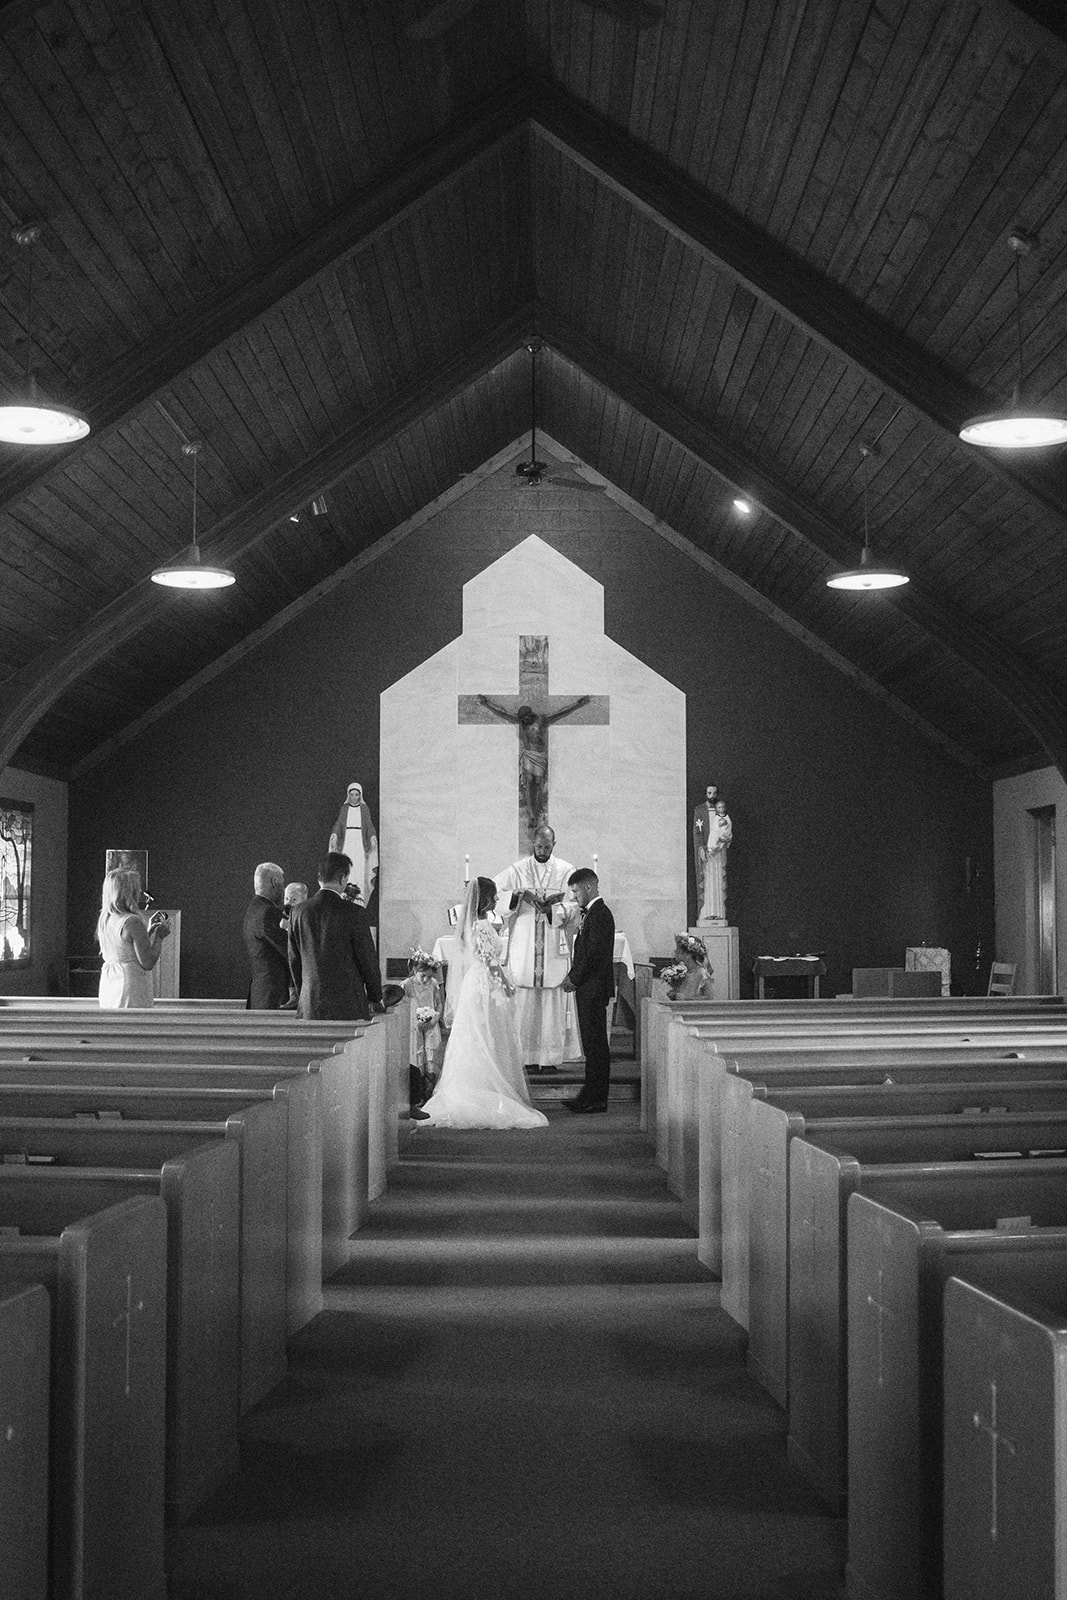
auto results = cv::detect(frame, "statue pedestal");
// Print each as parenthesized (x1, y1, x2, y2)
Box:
(691, 925, 739, 999)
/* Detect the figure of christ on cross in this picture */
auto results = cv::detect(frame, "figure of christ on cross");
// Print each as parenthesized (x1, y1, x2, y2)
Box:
(458, 635, 609, 850)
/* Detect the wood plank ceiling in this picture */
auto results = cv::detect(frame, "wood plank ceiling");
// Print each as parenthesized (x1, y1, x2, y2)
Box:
(1, 0, 1066, 779)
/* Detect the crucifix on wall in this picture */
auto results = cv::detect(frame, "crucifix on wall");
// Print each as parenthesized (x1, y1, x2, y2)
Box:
(459, 635, 609, 851)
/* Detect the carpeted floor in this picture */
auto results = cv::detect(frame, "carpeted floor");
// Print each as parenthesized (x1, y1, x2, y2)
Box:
(166, 1104, 847, 1600)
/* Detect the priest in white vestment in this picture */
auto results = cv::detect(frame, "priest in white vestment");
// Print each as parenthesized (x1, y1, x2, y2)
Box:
(328, 782, 379, 906)
(495, 823, 583, 1068)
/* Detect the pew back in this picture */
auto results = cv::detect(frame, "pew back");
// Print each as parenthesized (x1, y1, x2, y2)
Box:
(0, 1061, 322, 1333)
(942, 1273, 1067, 1600)
(0, 1282, 49, 1600)
(0, 1194, 167, 1600)
(847, 1194, 1067, 1600)
(0, 1144, 241, 1518)
(788, 1143, 1067, 1513)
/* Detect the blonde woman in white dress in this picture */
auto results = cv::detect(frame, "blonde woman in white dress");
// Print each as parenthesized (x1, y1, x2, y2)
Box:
(96, 867, 170, 1009)
(421, 876, 548, 1130)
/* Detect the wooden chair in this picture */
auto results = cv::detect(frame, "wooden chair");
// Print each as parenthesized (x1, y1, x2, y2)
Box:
(987, 960, 1017, 996)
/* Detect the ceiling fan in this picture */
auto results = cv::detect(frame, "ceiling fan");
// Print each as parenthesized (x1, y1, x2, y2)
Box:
(510, 337, 606, 493)
(454, 339, 606, 494)
(407, 0, 664, 42)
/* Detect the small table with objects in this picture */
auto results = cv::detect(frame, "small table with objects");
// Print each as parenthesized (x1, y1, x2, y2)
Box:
(753, 954, 826, 999)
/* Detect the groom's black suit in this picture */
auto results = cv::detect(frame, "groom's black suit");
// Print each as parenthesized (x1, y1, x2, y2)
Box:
(566, 896, 616, 1107)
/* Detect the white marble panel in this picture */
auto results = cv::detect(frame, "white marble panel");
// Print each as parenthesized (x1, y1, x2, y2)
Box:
(463, 537, 604, 640)
(379, 537, 687, 969)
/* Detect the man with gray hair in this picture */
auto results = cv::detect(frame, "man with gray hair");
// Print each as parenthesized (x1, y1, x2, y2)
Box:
(243, 861, 290, 1010)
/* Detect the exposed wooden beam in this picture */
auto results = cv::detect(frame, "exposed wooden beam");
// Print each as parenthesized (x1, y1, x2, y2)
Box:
(0, 77, 531, 516)
(529, 79, 1067, 532)
(538, 307, 1067, 777)
(0, 305, 536, 772)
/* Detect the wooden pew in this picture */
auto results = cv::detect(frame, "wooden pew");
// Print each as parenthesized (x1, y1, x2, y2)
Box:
(0, 1282, 50, 1600)
(0, 1145, 239, 1523)
(0, 1004, 410, 1181)
(0, 1107, 284, 1416)
(728, 1078, 1067, 1328)
(847, 1189, 1067, 1600)
(668, 1017, 1067, 1205)
(0, 1194, 167, 1600)
(698, 1051, 1067, 1272)
(642, 992, 1066, 1160)
(941, 1273, 1067, 1600)
(0, 1016, 394, 1253)
(788, 1142, 1067, 1515)
(0, 1061, 321, 1334)
(746, 1106, 1067, 1401)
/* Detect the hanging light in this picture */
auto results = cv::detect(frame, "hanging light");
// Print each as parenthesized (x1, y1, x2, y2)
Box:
(959, 231, 1067, 449)
(826, 442, 909, 591)
(0, 225, 90, 445)
(151, 442, 235, 589)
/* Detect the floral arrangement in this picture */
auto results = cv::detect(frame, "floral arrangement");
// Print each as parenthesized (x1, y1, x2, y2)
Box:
(408, 946, 439, 976)
(415, 1005, 437, 1029)
(674, 933, 708, 964)
(660, 960, 688, 993)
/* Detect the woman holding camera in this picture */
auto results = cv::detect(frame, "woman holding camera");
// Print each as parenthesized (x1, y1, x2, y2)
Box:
(96, 866, 170, 1009)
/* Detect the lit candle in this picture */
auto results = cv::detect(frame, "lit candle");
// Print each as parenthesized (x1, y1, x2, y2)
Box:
(464, 854, 470, 884)
(593, 853, 599, 875)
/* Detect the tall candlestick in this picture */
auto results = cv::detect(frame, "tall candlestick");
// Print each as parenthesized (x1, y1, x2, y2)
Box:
(464, 854, 470, 884)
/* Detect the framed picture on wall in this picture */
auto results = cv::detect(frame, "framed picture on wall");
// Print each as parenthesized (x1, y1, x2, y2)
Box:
(0, 797, 34, 968)
(106, 848, 148, 892)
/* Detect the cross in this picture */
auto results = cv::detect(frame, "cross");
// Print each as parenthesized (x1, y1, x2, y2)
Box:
(459, 635, 609, 852)
(112, 1272, 146, 1398)
(866, 1267, 895, 1387)
(972, 1379, 1016, 1542)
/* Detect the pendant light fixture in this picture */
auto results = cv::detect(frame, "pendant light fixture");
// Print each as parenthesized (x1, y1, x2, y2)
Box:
(826, 442, 909, 591)
(959, 230, 1067, 449)
(151, 442, 235, 589)
(0, 225, 90, 445)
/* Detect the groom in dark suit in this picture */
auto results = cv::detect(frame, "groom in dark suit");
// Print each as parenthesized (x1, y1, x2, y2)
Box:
(288, 852, 383, 1021)
(561, 867, 616, 1113)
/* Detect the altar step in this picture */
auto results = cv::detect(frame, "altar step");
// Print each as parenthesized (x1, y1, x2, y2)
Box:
(524, 1054, 640, 1102)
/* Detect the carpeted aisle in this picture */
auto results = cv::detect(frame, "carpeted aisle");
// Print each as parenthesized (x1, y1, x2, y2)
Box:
(167, 1104, 846, 1600)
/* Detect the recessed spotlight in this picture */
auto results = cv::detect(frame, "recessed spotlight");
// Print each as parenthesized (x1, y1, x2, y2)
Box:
(732, 498, 753, 515)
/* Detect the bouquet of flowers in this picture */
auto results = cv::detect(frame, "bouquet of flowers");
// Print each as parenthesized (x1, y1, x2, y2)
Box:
(415, 1005, 437, 1030)
(660, 960, 688, 997)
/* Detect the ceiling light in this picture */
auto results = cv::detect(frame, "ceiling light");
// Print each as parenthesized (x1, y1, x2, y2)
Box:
(826, 442, 909, 592)
(151, 443, 235, 589)
(0, 225, 90, 445)
(311, 495, 328, 516)
(732, 498, 753, 515)
(959, 231, 1067, 449)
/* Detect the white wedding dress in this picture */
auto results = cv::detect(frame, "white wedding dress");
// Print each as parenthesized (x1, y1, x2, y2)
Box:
(421, 920, 548, 1130)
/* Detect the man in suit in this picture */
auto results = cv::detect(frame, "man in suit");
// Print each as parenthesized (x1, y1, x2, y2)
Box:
(560, 867, 616, 1113)
(287, 851, 383, 1021)
(243, 861, 291, 1009)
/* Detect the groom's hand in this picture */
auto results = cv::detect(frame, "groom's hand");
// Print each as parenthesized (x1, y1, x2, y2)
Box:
(561, 977, 575, 992)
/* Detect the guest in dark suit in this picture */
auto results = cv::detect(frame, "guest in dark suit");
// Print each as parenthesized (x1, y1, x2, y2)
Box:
(560, 867, 616, 1113)
(243, 861, 291, 1010)
(288, 851, 383, 1021)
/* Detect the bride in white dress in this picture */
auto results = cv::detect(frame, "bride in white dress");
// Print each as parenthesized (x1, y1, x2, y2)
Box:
(421, 877, 548, 1130)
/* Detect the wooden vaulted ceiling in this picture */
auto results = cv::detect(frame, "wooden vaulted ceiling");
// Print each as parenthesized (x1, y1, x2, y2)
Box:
(2, 0, 1067, 781)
